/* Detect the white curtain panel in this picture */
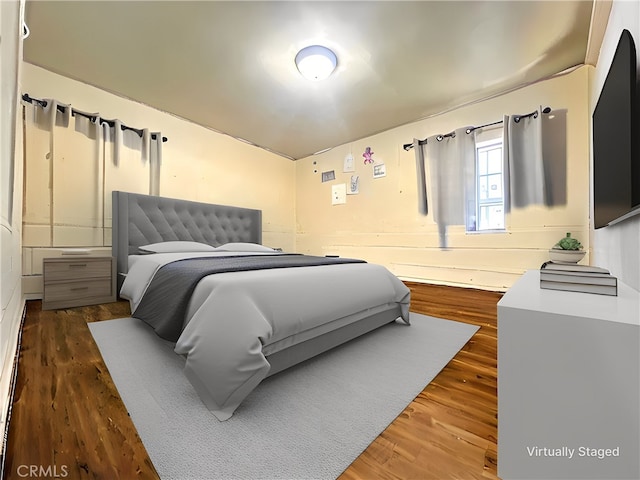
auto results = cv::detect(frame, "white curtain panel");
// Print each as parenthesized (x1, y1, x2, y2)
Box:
(504, 110, 546, 209)
(416, 127, 475, 248)
(42, 100, 71, 244)
(22, 98, 163, 247)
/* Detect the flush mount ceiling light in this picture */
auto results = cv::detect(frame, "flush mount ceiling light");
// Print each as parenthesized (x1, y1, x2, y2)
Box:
(295, 45, 337, 81)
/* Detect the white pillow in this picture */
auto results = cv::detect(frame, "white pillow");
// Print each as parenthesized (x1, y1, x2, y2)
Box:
(214, 242, 276, 252)
(138, 241, 217, 254)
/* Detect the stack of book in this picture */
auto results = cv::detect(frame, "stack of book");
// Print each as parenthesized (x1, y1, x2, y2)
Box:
(539, 261, 618, 296)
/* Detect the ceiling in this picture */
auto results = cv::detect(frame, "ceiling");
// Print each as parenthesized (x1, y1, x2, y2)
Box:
(23, 1, 597, 160)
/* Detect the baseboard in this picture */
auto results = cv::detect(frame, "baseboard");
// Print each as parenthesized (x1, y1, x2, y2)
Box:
(0, 301, 26, 480)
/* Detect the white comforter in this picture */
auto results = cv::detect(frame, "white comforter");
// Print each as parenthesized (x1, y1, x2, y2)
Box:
(121, 252, 411, 420)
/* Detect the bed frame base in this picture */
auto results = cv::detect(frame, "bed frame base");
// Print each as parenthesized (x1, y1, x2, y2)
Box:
(266, 307, 403, 377)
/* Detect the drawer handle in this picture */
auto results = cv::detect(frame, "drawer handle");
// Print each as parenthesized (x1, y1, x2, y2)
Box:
(69, 264, 87, 268)
(70, 286, 89, 291)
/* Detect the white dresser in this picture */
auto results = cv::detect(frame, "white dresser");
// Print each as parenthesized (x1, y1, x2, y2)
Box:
(497, 270, 639, 479)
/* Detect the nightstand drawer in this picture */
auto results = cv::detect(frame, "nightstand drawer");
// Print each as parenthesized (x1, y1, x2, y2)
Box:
(42, 256, 116, 310)
(44, 258, 113, 281)
(44, 278, 114, 304)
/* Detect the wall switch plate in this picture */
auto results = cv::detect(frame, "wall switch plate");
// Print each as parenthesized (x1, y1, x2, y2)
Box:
(332, 183, 347, 205)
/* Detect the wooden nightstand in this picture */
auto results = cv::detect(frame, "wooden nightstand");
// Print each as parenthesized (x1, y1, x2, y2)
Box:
(42, 256, 116, 310)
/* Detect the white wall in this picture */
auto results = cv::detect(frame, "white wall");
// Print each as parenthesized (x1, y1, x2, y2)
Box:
(591, 1, 640, 292)
(0, 0, 25, 445)
(296, 68, 592, 291)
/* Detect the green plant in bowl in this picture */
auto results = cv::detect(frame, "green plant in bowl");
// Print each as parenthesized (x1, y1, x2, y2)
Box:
(553, 232, 583, 250)
(549, 232, 585, 263)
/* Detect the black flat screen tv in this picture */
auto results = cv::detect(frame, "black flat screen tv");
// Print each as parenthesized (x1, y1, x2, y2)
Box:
(592, 29, 640, 229)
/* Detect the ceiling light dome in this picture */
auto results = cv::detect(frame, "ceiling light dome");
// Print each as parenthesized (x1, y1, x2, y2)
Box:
(295, 45, 337, 81)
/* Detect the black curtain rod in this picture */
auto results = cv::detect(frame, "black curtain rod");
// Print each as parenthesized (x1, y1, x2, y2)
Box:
(21, 93, 168, 143)
(402, 106, 551, 151)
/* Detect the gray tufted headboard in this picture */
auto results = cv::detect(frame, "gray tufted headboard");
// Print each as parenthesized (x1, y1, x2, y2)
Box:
(112, 191, 262, 290)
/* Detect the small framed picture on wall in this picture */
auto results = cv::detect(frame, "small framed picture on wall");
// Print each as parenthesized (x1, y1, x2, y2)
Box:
(321, 170, 336, 182)
(373, 163, 386, 178)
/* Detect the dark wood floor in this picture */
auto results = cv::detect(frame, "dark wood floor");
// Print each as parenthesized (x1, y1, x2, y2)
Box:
(2, 282, 502, 479)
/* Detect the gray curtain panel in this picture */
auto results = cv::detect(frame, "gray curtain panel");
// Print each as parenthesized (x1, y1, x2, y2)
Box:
(415, 127, 475, 248)
(504, 110, 546, 209)
(414, 138, 428, 215)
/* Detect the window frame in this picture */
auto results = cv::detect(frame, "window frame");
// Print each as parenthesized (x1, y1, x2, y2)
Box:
(466, 135, 507, 234)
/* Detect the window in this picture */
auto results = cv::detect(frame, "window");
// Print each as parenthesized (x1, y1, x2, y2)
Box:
(467, 137, 505, 232)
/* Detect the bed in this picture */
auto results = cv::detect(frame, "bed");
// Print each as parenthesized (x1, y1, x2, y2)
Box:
(112, 191, 411, 420)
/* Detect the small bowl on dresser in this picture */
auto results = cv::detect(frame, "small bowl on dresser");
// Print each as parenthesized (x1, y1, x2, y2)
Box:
(548, 248, 586, 264)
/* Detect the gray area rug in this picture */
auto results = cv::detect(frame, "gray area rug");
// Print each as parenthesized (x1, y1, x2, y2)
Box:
(89, 313, 478, 480)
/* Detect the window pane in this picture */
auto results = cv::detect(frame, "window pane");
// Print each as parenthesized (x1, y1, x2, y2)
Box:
(488, 205, 505, 229)
(478, 206, 489, 230)
(479, 176, 488, 201)
(487, 148, 502, 173)
(478, 152, 487, 175)
(479, 205, 505, 230)
(487, 173, 502, 199)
